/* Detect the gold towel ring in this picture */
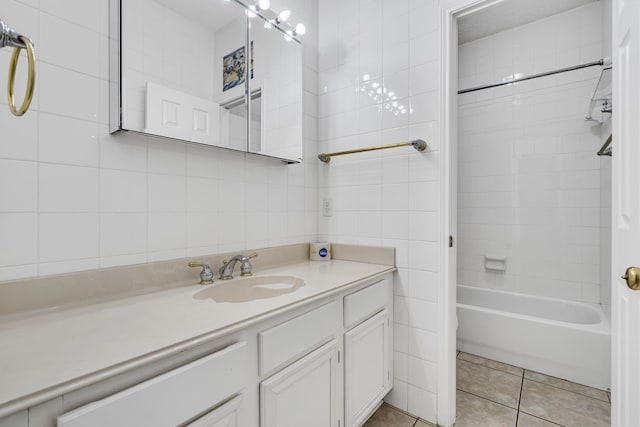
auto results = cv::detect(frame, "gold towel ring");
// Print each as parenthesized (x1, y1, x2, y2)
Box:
(7, 36, 35, 117)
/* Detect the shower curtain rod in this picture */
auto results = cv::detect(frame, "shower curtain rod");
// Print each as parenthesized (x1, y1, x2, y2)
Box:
(458, 58, 610, 94)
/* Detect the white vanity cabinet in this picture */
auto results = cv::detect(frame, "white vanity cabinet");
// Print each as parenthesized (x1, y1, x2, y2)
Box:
(257, 301, 341, 427)
(41, 273, 393, 427)
(258, 276, 392, 427)
(343, 279, 393, 427)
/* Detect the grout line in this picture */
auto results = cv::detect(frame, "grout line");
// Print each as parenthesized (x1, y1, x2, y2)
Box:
(522, 375, 610, 403)
(515, 369, 525, 426)
(456, 388, 519, 412)
(518, 410, 565, 426)
(457, 351, 521, 372)
(382, 403, 419, 420)
(457, 357, 523, 379)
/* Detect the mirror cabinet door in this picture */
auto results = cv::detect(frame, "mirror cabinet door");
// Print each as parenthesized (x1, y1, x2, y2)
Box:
(118, 0, 248, 149)
(247, 17, 303, 162)
(113, 0, 303, 162)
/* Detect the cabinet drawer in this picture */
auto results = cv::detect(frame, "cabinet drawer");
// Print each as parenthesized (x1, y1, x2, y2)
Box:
(185, 395, 242, 427)
(259, 301, 338, 377)
(343, 278, 389, 329)
(57, 342, 247, 427)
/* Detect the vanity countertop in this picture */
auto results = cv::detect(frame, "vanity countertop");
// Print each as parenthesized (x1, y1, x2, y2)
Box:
(0, 259, 394, 417)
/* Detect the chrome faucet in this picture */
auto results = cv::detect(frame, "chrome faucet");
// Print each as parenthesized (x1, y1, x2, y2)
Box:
(219, 253, 258, 280)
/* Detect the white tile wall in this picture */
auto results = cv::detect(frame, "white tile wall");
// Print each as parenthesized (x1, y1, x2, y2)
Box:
(456, 3, 609, 304)
(318, 0, 441, 422)
(0, 0, 319, 280)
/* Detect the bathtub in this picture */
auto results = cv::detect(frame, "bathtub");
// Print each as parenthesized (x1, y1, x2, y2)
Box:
(457, 285, 610, 390)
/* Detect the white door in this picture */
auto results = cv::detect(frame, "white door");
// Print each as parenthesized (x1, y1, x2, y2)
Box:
(260, 340, 339, 427)
(145, 82, 221, 146)
(611, 0, 640, 426)
(344, 310, 391, 427)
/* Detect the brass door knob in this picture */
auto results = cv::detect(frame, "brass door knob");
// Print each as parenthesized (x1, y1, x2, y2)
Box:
(622, 267, 640, 290)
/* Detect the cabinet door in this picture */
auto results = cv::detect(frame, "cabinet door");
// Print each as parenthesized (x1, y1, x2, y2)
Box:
(344, 310, 390, 427)
(260, 340, 339, 427)
(185, 395, 242, 427)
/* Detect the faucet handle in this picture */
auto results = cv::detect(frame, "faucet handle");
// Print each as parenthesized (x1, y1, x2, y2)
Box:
(240, 253, 258, 277)
(188, 262, 214, 285)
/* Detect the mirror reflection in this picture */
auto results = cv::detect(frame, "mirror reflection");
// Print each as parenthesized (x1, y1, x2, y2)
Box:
(248, 17, 302, 160)
(113, 0, 303, 162)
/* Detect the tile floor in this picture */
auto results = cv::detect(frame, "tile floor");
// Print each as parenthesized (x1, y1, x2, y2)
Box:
(363, 403, 435, 427)
(364, 352, 611, 427)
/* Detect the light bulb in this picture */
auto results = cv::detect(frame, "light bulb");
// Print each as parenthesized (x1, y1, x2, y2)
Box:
(258, 0, 270, 10)
(295, 23, 306, 35)
(278, 10, 291, 22)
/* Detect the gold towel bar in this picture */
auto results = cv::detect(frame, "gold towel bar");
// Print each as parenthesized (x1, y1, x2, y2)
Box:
(318, 139, 427, 163)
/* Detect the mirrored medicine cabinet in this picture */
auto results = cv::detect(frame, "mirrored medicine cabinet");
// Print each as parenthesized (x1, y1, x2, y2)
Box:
(109, 0, 303, 163)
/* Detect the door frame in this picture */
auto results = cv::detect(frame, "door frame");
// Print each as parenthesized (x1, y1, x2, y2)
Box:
(438, 1, 508, 426)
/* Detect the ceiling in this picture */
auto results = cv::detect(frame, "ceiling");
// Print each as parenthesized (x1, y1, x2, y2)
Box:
(457, 0, 599, 44)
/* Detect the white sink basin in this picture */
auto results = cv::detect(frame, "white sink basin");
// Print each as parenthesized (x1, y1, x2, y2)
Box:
(193, 275, 305, 303)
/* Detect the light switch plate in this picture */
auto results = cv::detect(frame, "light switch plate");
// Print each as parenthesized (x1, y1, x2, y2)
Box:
(322, 198, 333, 217)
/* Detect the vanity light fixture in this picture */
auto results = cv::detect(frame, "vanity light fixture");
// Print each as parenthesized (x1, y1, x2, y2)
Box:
(264, 10, 290, 29)
(278, 10, 291, 23)
(248, 1, 304, 42)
